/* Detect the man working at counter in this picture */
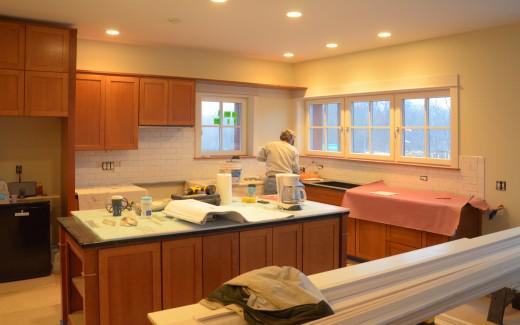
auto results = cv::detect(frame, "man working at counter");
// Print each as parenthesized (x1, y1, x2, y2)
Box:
(257, 129, 300, 194)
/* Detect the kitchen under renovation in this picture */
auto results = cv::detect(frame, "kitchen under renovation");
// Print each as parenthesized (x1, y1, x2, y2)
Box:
(1, 1, 520, 324)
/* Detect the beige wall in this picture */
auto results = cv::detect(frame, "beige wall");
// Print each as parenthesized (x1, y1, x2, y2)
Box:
(0, 117, 62, 195)
(294, 23, 520, 233)
(77, 39, 296, 85)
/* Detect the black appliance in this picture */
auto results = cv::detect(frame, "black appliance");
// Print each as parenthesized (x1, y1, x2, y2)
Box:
(0, 201, 51, 282)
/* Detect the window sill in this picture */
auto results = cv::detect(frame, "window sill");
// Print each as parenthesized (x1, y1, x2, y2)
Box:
(301, 154, 459, 170)
(193, 155, 257, 160)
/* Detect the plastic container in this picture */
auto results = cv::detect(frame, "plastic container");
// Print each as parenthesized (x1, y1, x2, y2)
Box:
(219, 158, 242, 184)
(140, 196, 153, 217)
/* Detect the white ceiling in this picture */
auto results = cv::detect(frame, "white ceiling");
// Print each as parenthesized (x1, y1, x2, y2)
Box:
(2, 0, 520, 62)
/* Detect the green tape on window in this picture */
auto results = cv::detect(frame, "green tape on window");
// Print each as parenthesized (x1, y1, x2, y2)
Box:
(213, 118, 220, 125)
(224, 111, 231, 118)
(232, 112, 238, 118)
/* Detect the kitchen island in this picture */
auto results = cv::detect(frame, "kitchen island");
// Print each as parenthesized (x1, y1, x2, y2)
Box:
(58, 199, 348, 325)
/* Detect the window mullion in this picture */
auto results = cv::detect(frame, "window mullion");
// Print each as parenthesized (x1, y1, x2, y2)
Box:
(424, 98, 429, 158)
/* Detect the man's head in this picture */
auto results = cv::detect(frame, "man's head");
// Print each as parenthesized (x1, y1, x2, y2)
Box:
(280, 129, 295, 145)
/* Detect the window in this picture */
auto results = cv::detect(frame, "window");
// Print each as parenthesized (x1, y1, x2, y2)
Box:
(304, 88, 458, 167)
(396, 90, 455, 164)
(306, 99, 343, 156)
(196, 95, 247, 156)
(346, 96, 393, 160)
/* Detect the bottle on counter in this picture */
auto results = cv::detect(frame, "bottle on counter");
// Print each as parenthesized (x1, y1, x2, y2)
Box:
(141, 196, 153, 217)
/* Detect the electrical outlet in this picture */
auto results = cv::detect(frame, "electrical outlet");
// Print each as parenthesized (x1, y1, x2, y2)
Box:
(420, 176, 428, 181)
(101, 161, 116, 171)
(496, 181, 507, 191)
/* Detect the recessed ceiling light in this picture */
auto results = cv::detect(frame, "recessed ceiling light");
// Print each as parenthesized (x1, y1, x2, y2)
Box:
(105, 29, 120, 36)
(283, 52, 294, 58)
(286, 11, 302, 18)
(211, 0, 228, 3)
(377, 31, 392, 38)
(326, 43, 338, 48)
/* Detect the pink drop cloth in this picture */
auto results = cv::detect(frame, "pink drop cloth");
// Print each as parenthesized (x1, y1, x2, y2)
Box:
(341, 181, 489, 236)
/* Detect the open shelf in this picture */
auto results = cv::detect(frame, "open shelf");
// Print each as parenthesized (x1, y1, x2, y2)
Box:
(68, 310, 85, 325)
(71, 276, 85, 298)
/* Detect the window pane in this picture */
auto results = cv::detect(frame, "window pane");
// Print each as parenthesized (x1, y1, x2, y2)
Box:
(326, 103, 340, 126)
(403, 99, 425, 126)
(429, 97, 451, 127)
(372, 100, 390, 126)
(352, 128, 369, 154)
(201, 127, 220, 152)
(222, 127, 241, 151)
(310, 104, 324, 126)
(403, 128, 425, 157)
(326, 128, 340, 152)
(202, 101, 220, 125)
(352, 102, 369, 126)
(371, 128, 390, 155)
(223, 102, 241, 126)
(309, 128, 324, 151)
(429, 129, 451, 159)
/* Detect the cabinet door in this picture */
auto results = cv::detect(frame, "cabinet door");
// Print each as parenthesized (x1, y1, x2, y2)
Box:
(239, 228, 273, 273)
(386, 241, 416, 256)
(272, 224, 302, 270)
(202, 232, 239, 297)
(139, 78, 169, 126)
(302, 218, 339, 275)
(0, 21, 25, 69)
(25, 25, 69, 72)
(346, 218, 356, 257)
(75, 74, 106, 150)
(386, 225, 422, 248)
(422, 232, 449, 247)
(99, 243, 161, 325)
(105, 76, 139, 150)
(355, 220, 386, 260)
(0, 70, 24, 116)
(162, 237, 203, 309)
(168, 79, 195, 126)
(25, 71, 68, 117)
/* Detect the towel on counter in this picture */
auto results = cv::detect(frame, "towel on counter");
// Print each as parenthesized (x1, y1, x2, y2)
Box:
(200, 266, 333, 325)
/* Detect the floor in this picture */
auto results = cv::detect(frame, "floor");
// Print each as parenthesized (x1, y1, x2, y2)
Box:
(0, 273, 518, 325)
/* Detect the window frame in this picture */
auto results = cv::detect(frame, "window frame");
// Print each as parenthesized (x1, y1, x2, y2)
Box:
(195, 94, 248, 157)
(304, 98, 345, 158)
(345, 94, 395, 161)
(303, 87, 459, 168)
(395, 88, 458, 167)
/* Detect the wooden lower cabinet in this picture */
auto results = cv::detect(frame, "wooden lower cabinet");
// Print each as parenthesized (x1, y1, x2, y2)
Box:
(202, 232, 239, 297)
(355, 220, 386, 260)
(303, 218, 340, 275)
(162, 237, 202, 309)
(386, 241, 417, 256)
(239, 228, 273, 273)
(272, 224, 302, 270)
(422, 232, 449, 247)
(98, 242, 162, 325)
(346, 218, 356, 257)
(305, 185, 345, 206)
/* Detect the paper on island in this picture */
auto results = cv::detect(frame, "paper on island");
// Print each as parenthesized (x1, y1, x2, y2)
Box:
(163, 199, 293, 225)
(370, 191, 399, 196)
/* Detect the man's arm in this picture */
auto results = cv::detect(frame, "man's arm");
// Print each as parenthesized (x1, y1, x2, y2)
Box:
(292, 152, 300, 174)
(257, 147, 267, 162)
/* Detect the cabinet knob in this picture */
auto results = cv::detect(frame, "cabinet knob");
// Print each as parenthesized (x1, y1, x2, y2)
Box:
(15, 210, 30, 217)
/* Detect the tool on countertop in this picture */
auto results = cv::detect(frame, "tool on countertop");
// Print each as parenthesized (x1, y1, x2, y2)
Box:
(186, 185, 216, 195)
(171, 193, 221, 206)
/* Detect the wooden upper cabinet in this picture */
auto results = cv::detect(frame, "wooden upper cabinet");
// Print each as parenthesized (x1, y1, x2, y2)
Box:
(272, 224, 302, 270)
(168, 79, 195, 126)
(105, 76, 139, 150)
(202, 232, 239, 297)
(25, 25, 70, 72)
(239, 228, 273, 273)
(25, 71, 68, 117)
(0, 70, 24, 116)
(302, 218, 339, 275)
(0, 21, 25, 69)
(75, 74, 106, 150)
(139, 78, 169, 126)
(162, 237, 203, 309)
(99, 243, 162, 325)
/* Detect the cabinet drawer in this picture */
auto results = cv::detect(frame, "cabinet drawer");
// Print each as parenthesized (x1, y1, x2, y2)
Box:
(304, 185, 345, 206)
(386, 241, 417, 257)
(422, 232, 449, 247)
(386, 225, 422, 248)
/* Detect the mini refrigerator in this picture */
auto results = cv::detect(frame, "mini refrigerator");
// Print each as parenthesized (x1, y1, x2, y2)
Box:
(0, 201, 51, 282)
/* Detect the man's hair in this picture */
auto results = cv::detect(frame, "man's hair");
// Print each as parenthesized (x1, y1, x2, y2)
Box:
(280, 129, 295, 142)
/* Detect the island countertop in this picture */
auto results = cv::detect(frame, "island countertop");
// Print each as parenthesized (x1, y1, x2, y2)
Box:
(58, 199, 349, 248)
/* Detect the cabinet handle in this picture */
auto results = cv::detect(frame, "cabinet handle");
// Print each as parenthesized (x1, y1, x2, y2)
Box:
(15, 210, 30, 217)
